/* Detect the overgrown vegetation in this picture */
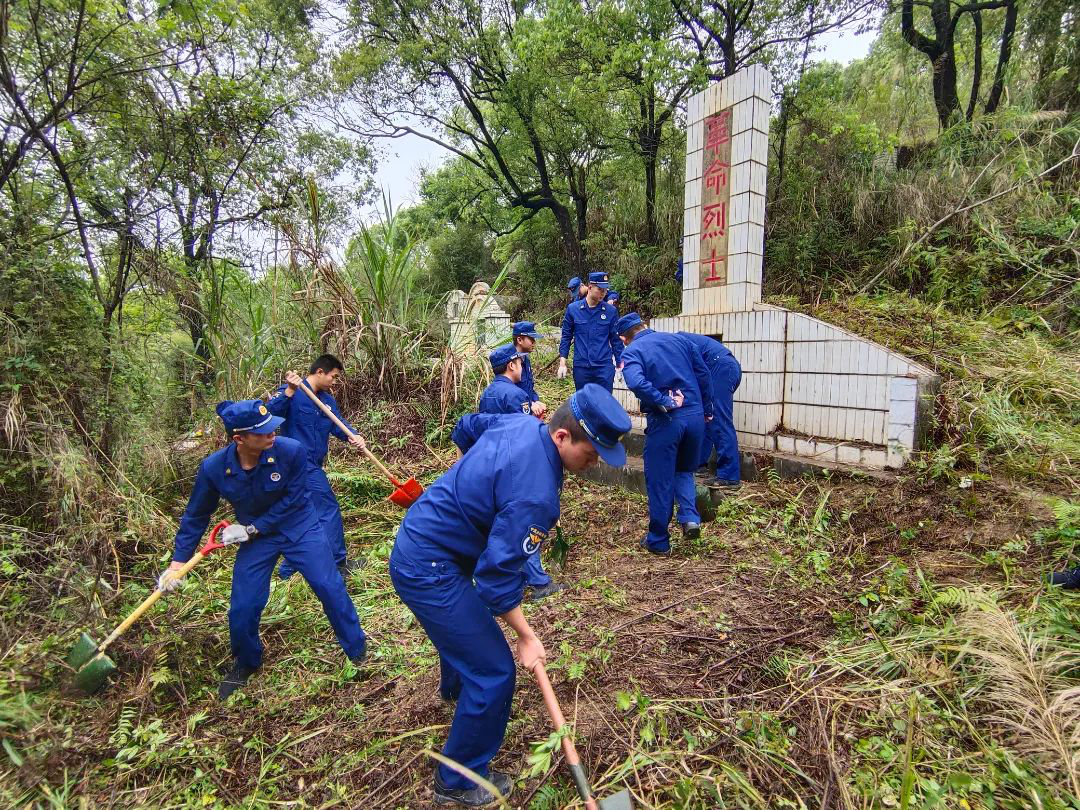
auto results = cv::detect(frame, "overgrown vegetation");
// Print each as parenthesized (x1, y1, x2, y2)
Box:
(1, 0, 1078, 805)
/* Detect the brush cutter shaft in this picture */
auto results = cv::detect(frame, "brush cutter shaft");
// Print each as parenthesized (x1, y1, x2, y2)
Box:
(293, 381, 398, 483)
(531, 664, 601, 810)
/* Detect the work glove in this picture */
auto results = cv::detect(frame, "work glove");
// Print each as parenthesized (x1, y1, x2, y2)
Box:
(556, 360, 567, 379)
(221, 523, 251, 545)
(157, 568, 183, 592)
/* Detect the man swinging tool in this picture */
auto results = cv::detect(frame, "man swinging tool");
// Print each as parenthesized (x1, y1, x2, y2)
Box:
(617, 313, 714, 555)
(158, 400, 367, 699)
(477, 344, 565, 602)
(678, 332, 742, 489)
(266, 355, 366, 580)
(390, 385, 631, 807)
(558, 271, 622, 392)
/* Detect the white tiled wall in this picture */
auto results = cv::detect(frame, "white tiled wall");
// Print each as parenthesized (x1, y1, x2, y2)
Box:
(612, 67, 938, 471)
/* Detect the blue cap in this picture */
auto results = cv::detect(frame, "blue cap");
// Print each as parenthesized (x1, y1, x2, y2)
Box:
(587, 271, 610, 289)
(605, 289, 620, 303)
(216, 399, 284, 434)
(489, 343, 525, 370)
(567, 276, 581, 291)
(615, 312, 642, 334)
(569, 384, 632, 467)
(512, 321, 543, 340)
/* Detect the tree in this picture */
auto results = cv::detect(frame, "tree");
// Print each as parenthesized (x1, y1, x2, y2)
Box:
(340, 0, 607, 271)
(899, 0, 1018, 127)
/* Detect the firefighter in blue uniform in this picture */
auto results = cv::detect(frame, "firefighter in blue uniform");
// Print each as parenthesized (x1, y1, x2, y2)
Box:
(605, 289, 621, 309)
(266, 355, 365, 580)
(390, 385, 631, 807)
(678, 332, 742, 488)
(617, 313, 714, 554)
(566, 275, 586, 301)
(557, 271, 622, 392)
(477, 344, 565, 601)
(511, 321, 547, 418)
(158, 400, 367, 699)
(478, 345, 532, 416)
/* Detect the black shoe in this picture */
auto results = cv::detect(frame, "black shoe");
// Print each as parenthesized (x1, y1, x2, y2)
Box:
(711, 478, 741, 489)
(528, 582, 567, 602)
(338, 558, 366, 578)
(433, 768, 512, 806)
(1049, 566, 1080, 589)
(349, 648, 368, 667)
(681, 522, 701, 540)
(218, 661, 259, 700)
(639, 538, 671, 557)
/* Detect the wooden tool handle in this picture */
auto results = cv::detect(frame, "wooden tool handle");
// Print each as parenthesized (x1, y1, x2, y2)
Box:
(531, 664, 600, 810)
(97, 551, 206, 653)
(293, 380, 398, 483)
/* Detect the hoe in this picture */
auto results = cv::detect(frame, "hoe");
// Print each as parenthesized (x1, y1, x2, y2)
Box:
(68, 520, 240, 694)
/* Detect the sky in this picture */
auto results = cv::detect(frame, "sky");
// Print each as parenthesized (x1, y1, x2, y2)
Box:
(362, 25, 879, 215)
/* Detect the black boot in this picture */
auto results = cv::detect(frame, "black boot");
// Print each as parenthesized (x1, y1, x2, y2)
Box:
(527, 582, 567, 602)
(338, 558, 366, 578)
(433, 768, 512, 806)
(1049, 566, 1080, 589)
(218, 661, 259, 700)
(681, 521, 701, 540)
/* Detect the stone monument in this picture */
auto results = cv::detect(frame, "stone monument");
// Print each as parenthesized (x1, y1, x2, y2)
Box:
(613, 64, 938, 470)
(448, 281, 513, 356)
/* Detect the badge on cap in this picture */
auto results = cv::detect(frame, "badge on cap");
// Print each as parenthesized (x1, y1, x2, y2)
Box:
(259, 405, 268, 416)
(270, 472, 281, 482)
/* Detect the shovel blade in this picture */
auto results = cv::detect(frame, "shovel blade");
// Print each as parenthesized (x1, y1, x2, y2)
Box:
(74, 653, 117, 694)
(387, 477, 423, 509)
(67, 632, 101, 670)
(598, 789, 634, 810)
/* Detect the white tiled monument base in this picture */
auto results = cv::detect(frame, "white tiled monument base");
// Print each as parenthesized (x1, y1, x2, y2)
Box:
(612, 66, 939, 472)
(613, 305, 938, 470)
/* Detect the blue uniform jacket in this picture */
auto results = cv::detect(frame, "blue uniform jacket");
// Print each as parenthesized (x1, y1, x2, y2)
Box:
(516, 354, 538, 403)
(399, 414, 562, 615)
(171, 436, 319, 563)
(479, 376, 531, 416)
(559, 299, 622, 368)
(678, 332, 736, 368)
(266, 382, 356, 468)
(621, 329, 715, 416)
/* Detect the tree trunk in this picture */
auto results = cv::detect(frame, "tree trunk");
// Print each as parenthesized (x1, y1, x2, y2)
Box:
(965, 10, 983, 121)
(932, 48, 961, 128)
(984, 0, 1017, 114)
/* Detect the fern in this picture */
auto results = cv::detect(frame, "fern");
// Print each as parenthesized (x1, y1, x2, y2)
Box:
(109, 706, 137, 748)
(936, 586, 999, 612)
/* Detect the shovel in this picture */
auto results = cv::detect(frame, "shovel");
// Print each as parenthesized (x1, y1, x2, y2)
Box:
(68, 520, 239, 694)
(531, 663, 633, 810)
(292, 380, 423, 508)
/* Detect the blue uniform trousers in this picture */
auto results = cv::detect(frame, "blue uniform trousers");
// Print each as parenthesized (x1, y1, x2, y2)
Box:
(573, 362, 615, 393)
(699, 357, 742, 482)
(643, 410, 705, 551)
(523, 552, 551, 587)
(278, 466, 345, 579)
(230, 527, 366, 670)
(389, 544, 516, 790)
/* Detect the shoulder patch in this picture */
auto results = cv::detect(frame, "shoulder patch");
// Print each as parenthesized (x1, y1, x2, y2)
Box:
(522, 525, 547, 555)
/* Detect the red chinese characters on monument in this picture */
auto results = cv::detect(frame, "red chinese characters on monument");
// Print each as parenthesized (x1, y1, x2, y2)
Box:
(699, 109, 732, 286)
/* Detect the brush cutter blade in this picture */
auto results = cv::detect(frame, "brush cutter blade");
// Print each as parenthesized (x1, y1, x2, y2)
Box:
(67, 632, 101, 670)
(74, 653, 117, 694)
(598, 789, 634, 810)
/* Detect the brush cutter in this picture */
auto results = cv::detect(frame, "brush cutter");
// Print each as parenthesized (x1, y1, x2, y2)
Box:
(531, 663, 633, 810)
(293, 380, 423, 508)
(68, 520, 240, 694)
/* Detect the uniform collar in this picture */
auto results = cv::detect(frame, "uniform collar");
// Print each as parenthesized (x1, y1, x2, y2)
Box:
(222, 443, 278, 475)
